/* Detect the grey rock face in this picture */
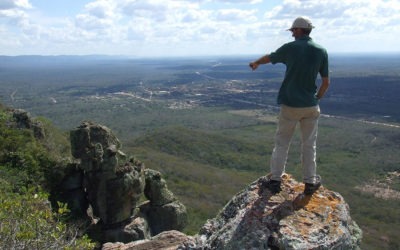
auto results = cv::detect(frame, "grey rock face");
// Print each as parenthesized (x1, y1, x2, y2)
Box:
(144, 169, 176, 206)
(102, 230, 194, 250)
(12, 109, 45, 139)
(102, 216, 151, 243)
(141, 169, 188, 235)
(67, 121, 187, 243)
(70, 121, 145, 226)
(58, 163, 88, 216)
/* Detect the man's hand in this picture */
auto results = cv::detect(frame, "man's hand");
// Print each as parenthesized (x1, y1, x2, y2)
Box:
(249, 55, 270, 71)
(249, 62, 259, 71)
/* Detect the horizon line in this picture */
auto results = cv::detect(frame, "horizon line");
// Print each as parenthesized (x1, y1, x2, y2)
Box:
(1, 51, 400, 59)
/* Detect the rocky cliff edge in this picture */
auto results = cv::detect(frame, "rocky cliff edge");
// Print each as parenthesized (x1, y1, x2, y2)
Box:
(105, 174, 362, 249)
(190, 173, 362, 249)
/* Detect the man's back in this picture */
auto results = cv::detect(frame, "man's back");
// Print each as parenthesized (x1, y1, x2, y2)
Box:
(269, 35, 329, 107)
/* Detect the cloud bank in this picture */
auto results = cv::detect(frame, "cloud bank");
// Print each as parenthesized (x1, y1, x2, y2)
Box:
(0, 0, 399, 56)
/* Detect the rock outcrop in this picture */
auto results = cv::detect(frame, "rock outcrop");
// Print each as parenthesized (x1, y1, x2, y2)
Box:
(102, 230, 194, 250)
(185, 174, 362, 250)
(5, 108, 362, 249)
(61, 121, 187, 243)
(61, 120, 361, 249)
(141, 169, 188, 236)
(12, 109, 45, 139)
(102, 174, 362, 250)
(70, 121, 144, 228)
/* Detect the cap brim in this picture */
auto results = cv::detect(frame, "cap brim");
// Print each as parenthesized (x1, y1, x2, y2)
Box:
(287, 26, 314, 31)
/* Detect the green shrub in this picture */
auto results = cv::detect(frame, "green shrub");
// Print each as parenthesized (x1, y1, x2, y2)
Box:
(0, 185, 95, 250)
(0, 107, 93, 248)
(0, 108, 66, 193)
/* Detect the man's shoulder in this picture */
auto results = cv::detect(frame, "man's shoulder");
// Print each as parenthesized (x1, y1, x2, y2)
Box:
(308, 39, 327, 52)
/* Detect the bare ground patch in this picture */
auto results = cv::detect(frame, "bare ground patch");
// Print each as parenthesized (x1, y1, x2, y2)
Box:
(355, 171, 400, 200)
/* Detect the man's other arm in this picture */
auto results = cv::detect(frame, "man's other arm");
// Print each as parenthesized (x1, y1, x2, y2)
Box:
(316, 77, 330, 100)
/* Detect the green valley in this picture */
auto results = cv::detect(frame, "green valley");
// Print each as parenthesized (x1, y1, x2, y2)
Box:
(1, 55, 400, 249)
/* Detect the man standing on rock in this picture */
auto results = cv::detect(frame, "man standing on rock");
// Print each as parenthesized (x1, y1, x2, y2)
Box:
(249, 16, 330, 195)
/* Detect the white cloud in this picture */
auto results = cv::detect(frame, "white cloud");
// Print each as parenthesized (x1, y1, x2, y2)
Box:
(265, 0, 400, 31)
(182, 9, 208, 23)
(215, 9, 258, 22)
(215, 0, 262, 4)
(259, 0, 400, 53)
(120, 0, 168, 22)
(74, 1, 119, 32)
(0, 8, 26, 21)
(84, 0, 117, 19)
(1, 0, 400, 55)
(0, 0, 32, 10)
(0, 0, 31, 27)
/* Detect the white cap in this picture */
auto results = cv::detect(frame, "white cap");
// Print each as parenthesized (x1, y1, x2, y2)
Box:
(288, 16, 314, 31)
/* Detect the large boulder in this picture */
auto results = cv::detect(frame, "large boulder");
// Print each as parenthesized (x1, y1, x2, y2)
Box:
(12, 109, 45, 139)
(187, 174, 362, 250)
(102, 230, 194, 250)
(70, 121, 145, 226)
(57, 163, 88, 216)
(144, 169, 176, 206)
(70, 121, 121, 166)
(101, 216, 151, 243)
(68, 121, 188, 244)
(101, 174, 362, 249)
(141, 169, 188, 235)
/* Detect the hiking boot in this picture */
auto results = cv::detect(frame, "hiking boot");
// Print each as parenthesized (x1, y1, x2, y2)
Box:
(260, 178, 281, 194)
(304, 181, 321, 195)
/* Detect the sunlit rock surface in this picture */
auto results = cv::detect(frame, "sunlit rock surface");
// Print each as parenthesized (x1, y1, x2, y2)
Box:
(102, 174, 362, 249)
(188, 174, 362, 250)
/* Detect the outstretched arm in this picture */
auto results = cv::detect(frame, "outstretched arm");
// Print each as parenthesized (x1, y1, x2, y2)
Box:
(249, 55, 271, 71)
(316, 77, 330, 100)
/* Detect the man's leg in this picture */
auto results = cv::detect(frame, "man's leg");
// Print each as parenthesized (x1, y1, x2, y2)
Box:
(270, 105, 297, 181)
(299, 106, 320, 184)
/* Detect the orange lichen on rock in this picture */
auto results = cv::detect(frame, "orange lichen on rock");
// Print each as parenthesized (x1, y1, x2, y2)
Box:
(270, 174, 355, 246)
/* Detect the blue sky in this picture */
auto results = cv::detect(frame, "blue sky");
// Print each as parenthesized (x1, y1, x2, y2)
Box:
(1, 0, 399, 57)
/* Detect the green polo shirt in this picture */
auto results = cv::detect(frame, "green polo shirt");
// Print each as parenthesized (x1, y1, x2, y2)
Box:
(269, 35, 329, 107)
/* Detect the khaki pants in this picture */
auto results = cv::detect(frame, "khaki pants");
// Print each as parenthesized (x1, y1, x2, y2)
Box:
(270, 104, 320, 184)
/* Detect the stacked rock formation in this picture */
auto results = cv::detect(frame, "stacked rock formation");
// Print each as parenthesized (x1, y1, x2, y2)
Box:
(64, 121, 187, 243)
(141, 169, 188, 236)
